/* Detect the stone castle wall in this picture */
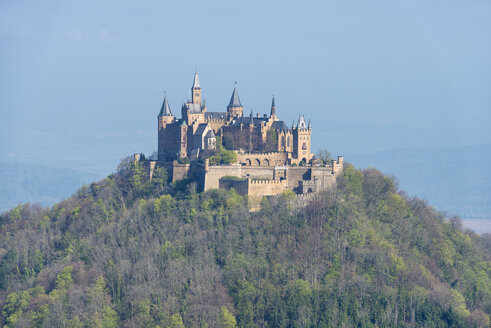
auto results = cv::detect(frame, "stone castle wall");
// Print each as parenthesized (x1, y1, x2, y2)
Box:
(219, 177, 288, 197)
(219, 177, 249, 195)
(150, 155, 344, 196)
(203, 165, 273, 191)
(236, 152, 288, 167)
(248, 178, 288, 196)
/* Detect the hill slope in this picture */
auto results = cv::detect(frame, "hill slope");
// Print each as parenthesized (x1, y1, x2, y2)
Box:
(0, 160, 489, 327)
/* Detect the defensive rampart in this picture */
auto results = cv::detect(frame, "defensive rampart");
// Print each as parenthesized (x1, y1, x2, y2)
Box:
(236, 152, 288, 167)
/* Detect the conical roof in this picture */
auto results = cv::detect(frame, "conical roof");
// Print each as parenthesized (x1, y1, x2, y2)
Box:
(270, 95, 276, 116)
(192, 70, 200, 88)
(158, 94, 172, 117)
(228, 85, 242, 108)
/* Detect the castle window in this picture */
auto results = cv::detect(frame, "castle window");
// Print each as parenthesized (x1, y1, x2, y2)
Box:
(302, 142, 307, 150)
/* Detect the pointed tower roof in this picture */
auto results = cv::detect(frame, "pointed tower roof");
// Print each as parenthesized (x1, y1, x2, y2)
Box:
(297, 115, 308, 129)
(192, 70, 200, 89)
(158, 93, 172, 117)
(228, 84, 242, 108)
(270, 95, 276, 117)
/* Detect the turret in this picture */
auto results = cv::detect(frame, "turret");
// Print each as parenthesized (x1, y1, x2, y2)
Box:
(227, 83, 244, 120)
(292, 115, 313, 164)
(158, 93, 174, 129)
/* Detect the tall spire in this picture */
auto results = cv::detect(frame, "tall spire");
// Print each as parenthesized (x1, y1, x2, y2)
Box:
(192, 69, 200, 89)
(228, 83, 242, 108)
(270, 95, 276, 117)
(159, 92, 172, 117)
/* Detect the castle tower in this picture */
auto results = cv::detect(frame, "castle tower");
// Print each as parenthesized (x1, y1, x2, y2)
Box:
(158, 93, 174, 128)
(182, 71, 206, 124)
(192, 70, 201, 105)
(292, 115, 312, 164)
(227, 83, 243, 120)
(157, 94, 177, 161)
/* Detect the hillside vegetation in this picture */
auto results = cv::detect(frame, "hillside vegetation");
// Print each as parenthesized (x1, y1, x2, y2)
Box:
(0, 159, 490, 327)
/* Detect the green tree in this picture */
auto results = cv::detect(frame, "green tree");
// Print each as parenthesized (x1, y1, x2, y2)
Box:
(167, 313, 185, 328)
(218, 307, 237, 328)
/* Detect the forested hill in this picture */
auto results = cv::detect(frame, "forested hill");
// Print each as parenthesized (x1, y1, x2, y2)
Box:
(0, 159, 490, 327)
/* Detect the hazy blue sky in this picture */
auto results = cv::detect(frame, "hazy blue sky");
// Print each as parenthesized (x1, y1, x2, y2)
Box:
(1, 0, 490, 176)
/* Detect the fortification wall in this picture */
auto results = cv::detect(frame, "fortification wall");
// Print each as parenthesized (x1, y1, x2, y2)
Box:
(219, 177, 249, 195)
(311, 167, 336, 190)
(236, 152, 287, 167)
(204, 165, 244, 191)
(248, 179, 288, 196)
(203, 165, 275, 191)
(287, 167, 311, 190)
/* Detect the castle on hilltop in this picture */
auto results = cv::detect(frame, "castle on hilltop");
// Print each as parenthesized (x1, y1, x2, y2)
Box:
(142, 71, 344, 201)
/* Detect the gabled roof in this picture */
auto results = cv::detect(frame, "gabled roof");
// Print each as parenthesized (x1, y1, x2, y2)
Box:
(228, 85, 242, 108)
(158, 94, 172, 117)
(192, 70, 200, 89)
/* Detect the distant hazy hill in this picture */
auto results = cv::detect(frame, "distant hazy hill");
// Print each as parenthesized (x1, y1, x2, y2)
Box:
(346, 144, 491, 220)
(0, 163, 101, 212)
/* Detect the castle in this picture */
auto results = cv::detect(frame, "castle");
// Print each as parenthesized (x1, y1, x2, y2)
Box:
(158, 71, 314, 165)
(146, 71, 343, 200)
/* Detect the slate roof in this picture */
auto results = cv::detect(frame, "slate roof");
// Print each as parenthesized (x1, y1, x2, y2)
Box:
(195, 123, 208, 136)
(183, 102, 203, 113)
(228, 85, 242, 108)
(205, 112, 227, 120)
(271, 120, 289, 131)
(205, 130, 215, 138)
(228, 115, 268, 127)
(297, 115, 308, 129)
(192, 71, 200, 88)
(158, 95, 172, 117)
